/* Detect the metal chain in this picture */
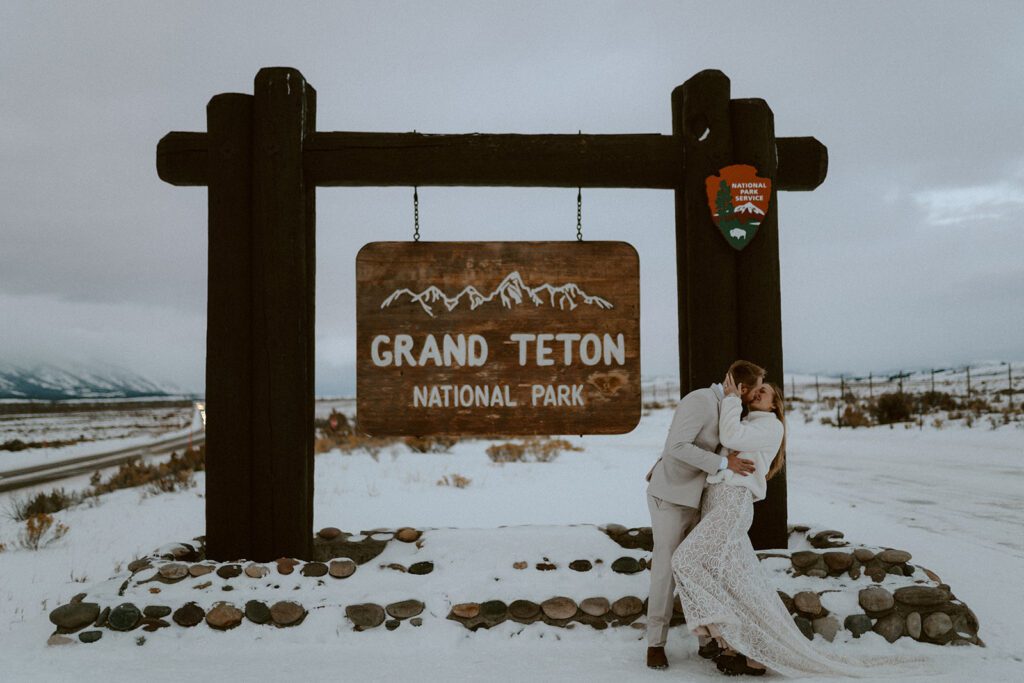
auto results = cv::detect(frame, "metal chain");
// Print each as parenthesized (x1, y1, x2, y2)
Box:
(413, 186, 420, 242)
(576, 186, 583, 241)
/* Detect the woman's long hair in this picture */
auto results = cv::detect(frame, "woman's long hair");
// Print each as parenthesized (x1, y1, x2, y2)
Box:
(766, 383, 787, 480)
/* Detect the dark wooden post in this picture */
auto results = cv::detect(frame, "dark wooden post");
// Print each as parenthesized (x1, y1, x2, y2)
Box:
(205, 94, 254, 561)
(673, 71, 737, 393)
(248, 68, 316, 561)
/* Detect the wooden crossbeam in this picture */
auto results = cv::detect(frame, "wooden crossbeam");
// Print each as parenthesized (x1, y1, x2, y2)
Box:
(157, 130, 826, 191)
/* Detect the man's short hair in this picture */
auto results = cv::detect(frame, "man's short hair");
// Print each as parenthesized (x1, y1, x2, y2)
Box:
(729, 359, 767, 388)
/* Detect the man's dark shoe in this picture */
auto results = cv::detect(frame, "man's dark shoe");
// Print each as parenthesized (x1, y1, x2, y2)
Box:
(646, 646, 668, 669)
(698, 639, 723, 660)
(716, 653, 766, 677)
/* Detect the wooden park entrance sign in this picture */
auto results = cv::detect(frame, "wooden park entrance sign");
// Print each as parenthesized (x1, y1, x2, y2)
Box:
(357, 241, 641, 436)
(157, 67, 827, 562)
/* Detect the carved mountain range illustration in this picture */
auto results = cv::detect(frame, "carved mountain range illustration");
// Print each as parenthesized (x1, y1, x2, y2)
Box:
(381, 271, 614, 317)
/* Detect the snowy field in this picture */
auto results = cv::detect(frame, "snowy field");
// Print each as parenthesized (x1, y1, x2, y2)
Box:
(0, 404, 1021, 681)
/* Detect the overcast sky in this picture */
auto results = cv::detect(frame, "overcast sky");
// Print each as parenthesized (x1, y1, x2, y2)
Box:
(1, 1, 1022, 394)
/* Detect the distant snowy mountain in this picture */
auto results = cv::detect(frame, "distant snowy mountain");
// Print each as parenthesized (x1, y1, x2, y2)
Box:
(733, 201, 765, 215)
(0, 361, 183, 400)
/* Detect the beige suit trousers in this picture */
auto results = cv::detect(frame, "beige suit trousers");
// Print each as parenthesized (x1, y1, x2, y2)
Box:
(645, 491, 699, 647)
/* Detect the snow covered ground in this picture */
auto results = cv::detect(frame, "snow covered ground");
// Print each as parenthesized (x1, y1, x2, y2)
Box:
(0, 406, 1021, 681)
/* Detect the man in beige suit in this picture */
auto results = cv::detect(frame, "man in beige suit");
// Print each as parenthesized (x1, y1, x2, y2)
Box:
(645, 360, 766, 669)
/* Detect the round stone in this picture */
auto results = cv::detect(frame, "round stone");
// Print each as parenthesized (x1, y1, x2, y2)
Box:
(216, 564, 242, 579)
(509, 600, 541, 621)
(386, 600, 424, 620)
(859, 587, 894, 613)
(794, 616, 814, 640)
(78, 630, 103, 643)
(579, 597, 610, 617)
(107, 603, 141, 632)
(140, 617, 170, 632)
(906, 612, 922, 639)
(245, 600, 271, 624)
(611, 557, 641, 574)
(844, 614, 873, 638)
(270, 601, 306, 627)
(853, 548, 876, 563)
(385, 619, 400, 631)
(189, 564, 214, 577)
(206, 602, 243, 630)
(541, 597, 577, 620)
(410, 617, 423, 627)
(873, 613, 905, 643)
(894, 586, 948, 607)
(395, 527, 421, 543)
(300, 562, 328, 577)
(172, 602, 205, 627)
(793, 592, 823, 617)
(806, 569, 828, 579)
(128, 558, 152, 573)
(823, 552, 853, 572)
(47, 634, 75, 646)
(878, 548, 912, 564)
(866, 566, 887, 583)
(569, 559, 593, 572)
(480, 600, 508, 623)
(244, 564, 269, 579)
(451, 603, 480, 619)
(777, 591, 795, 614)
(143, 606, 172, 619)
(408, 561, 434, 575)
(346, 603, 386, 630)
(50, 603, 100, 631)
(611, 596, 644, 618)
(318, 527, 342, 540)
(329, 559, 357, 579)
(276, 558, 297, 575)
(604, 523, 628, 535)
(790, 551, 820, 569)
(923, 612, 953, 639)
(848, 566, 862, 580)
(812, 615, 840, 642)
(158, 563, 188, 581)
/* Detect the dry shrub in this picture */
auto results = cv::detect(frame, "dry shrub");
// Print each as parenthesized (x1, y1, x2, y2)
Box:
(92, 445, 205, 496)
(870, 392, 915, 424)
(919, 391, 957, 412)
(0, 542, 6, 553)
(6, 488, 83, 522)
(19, 513, 69, 550)
(931, 418, 945, 429)
(961, 397, 992, 415)
(436, 473, 472, 488)
(841, 404, 872, 428)
(486, 436, 582, 464)
(819, 416, 835, 426)
(403, 436, 459, 453)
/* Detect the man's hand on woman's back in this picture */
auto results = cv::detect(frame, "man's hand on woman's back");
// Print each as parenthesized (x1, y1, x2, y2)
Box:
(726, 450, 755, 476)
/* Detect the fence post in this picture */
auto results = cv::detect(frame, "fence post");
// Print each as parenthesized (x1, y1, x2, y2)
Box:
(1009, 363, 1014, 411)
(868, 372, 873, 399)
(837, 375, 844, 427)
(815, 375, 820, 403)
(966, 366, 971, 399)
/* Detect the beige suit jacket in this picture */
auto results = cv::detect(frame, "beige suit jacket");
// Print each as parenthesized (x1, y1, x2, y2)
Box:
(645, 386, 724, 508)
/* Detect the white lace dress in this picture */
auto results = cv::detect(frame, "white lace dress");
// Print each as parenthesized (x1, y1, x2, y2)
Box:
(671, 481, 924, 678)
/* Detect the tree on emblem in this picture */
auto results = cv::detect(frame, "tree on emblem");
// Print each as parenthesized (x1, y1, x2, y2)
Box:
(714, 180, 734, 221)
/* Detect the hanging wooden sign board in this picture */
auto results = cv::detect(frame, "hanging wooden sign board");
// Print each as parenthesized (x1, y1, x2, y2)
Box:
(356, 241, 641, 436)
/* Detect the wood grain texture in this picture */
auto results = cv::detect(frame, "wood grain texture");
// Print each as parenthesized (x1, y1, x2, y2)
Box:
(157, 130, 826, 191)
(356, 241, 640, 436)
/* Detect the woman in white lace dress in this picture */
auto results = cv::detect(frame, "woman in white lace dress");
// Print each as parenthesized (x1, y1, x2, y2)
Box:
(671, 376, 921, 677)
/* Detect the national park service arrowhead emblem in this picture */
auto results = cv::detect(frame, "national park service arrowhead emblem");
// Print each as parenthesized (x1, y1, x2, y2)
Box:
(705, 164, 771, 251)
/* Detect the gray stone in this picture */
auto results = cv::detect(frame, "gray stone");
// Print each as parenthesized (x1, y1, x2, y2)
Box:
(894, 586, 948, 607)
(844, 614, 872, 638)
(923, 612, 953, 639)
(794, 616, 814, 640)
(172, 602, 205, 627)
(823, 552, 853, 573)
(579, 597, 610, 617)
(143, 606, 172, 619)
(866, 566, 887, 583)
(611, 557, 642, 574)
(107, 603, 141, 631)
(777, 591, 795, 614)
(329, 559, 357, 579)
(78, 630, 102, 643)
(127, 558, 152, 573)
(878, 548, 912, 564)
(848, 565, 862, 580)
(812, 615, 840, 642)
(93, 606, 110, 628)
(906, 612, 922, 639)
(853, 548, 876, 563)
(480, 600, 509, 624)
(509, 600, 541, 622)
(244, 564, 269, 579)
(873, 613, 905, 643)
(158, 563, 188, 581)
(541, 597, 577, 621)
(70, 593, 87, 604)
(312, 536, 387, 564)
(386, 600, 425, 620)
(300, 562, 328, 577)
(569, 559, 593, 572)
(790, 551, 820, 569)
(270, 601, 306, 627)
(385, 619, 400, 631)
(140, 617, 170, 632)
(410, 617, 423, 627)
(346, 603, 386, 630)
(859, 587, 894, 613)
(205, 602, 243, 630)
(408, 561, 434, 575)
(189, 564, 214, 577)
(793, 591, 822, 617)
(809, 530, 846, 549)
(611, 596, 644, 618)
(806, 569, 828, 579)
(47, 634, 75, 646)
(50, 602, 100, 631)
(216, 564, 242, 579)
(245, 600, 271, 624)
